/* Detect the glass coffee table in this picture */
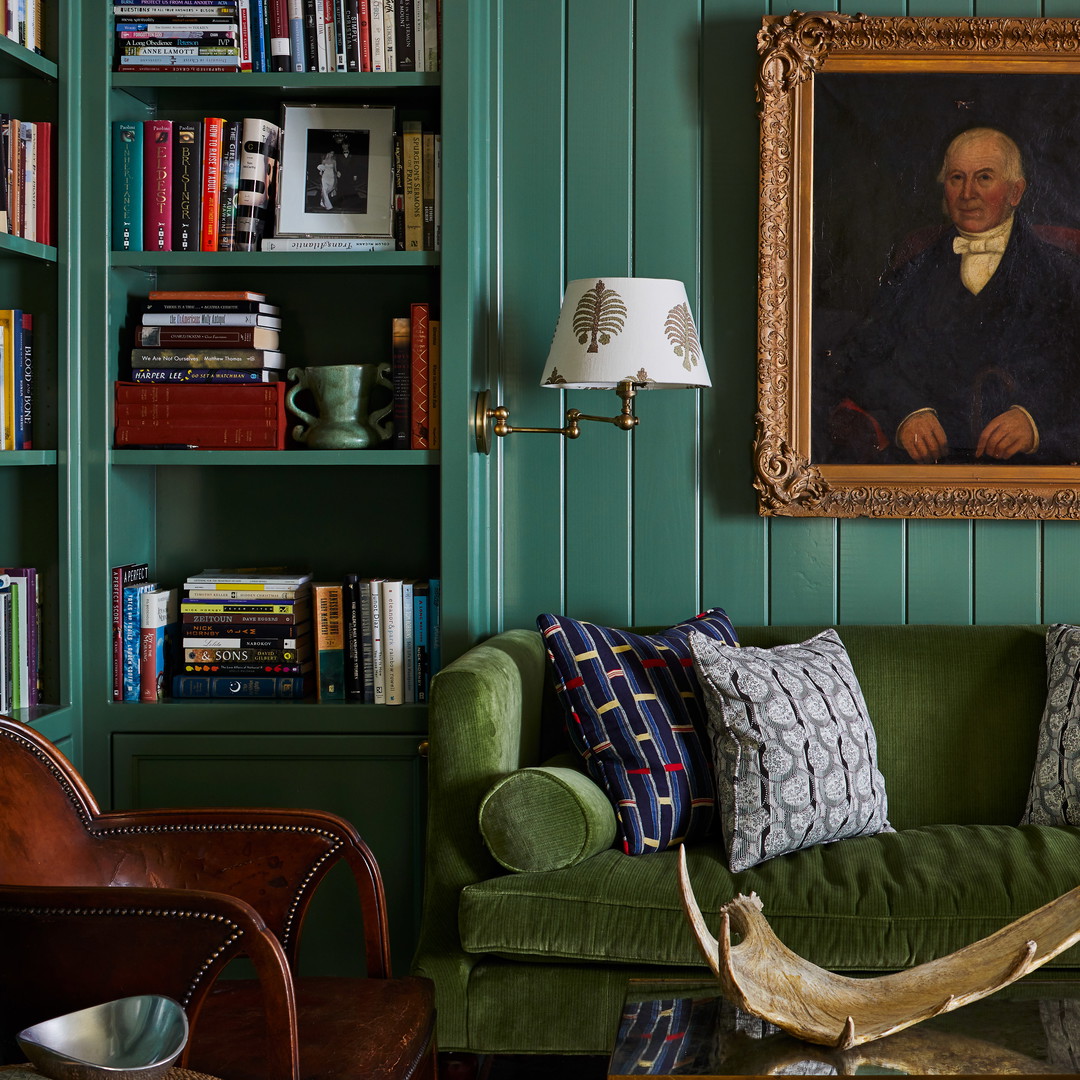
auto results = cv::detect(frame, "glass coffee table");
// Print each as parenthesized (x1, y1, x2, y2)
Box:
(608, 979, 1080, 1077)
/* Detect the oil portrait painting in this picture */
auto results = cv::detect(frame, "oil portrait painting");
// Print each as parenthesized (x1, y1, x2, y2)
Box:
(755, 13, 1080, 519)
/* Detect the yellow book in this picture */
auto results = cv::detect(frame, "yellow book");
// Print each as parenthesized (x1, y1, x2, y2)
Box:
(0, 309, 14, 450)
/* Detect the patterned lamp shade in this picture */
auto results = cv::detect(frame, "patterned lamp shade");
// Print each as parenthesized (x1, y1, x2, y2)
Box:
(540, 277, 711, 390)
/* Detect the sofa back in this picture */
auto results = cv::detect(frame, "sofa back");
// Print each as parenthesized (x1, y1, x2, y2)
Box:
(535, 623, 1049, 831)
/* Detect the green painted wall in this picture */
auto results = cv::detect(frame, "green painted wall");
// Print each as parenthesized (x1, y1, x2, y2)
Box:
(490, 0, 1080, 632)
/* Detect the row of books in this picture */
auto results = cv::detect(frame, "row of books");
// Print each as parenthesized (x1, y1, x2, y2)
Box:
(0, 117, 53, 247)
(313, 576, 441, 704)
(112, 117, 280, 252)
(110, 566, 442, 701)
(112, 0, 439, 74)
(0, 567, 41, 712)
(4, 0, 42, 55)
(392, 301, 439, 450)
(0, 310, 32, 450)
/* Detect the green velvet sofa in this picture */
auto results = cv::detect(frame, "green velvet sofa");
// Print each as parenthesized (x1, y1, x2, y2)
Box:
(412, 623, 1080, 1056)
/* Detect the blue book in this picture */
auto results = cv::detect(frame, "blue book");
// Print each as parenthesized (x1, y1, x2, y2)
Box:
(248, 0, 267, 71)
(111, 121, 143, 251)
(123, 581, 156, 701)
(428, 578, 441, 682)
(402, 581, 415, 703)
(171, 674, 305, 698)
(412, 585, 429, 702)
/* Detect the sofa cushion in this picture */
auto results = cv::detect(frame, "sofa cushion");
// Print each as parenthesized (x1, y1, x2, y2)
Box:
(479, 764, 617, 872)
(1024, 624, 1080, 826)
(537, 608, 738, 855)
(459, 823, 1080, 971)
(689, 629, 892, 872)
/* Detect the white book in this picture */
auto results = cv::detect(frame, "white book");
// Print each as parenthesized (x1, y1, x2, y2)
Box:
(369, 578, 385, 704)
(184, 570, 312, 587)
(382, 0, 395, 71)
(117, 53, 241, 66)
(114, 22, 241, 31)
(183, 636, 304, 649)
(369, 0, 384, 70)
(380, 579, 404, 705)
(234, 117, 281, 252)
(140, 313, 283, 328)
(423, 0, 437, 71)
(259, 235, 394, 252)
(412, 0, 424, 71)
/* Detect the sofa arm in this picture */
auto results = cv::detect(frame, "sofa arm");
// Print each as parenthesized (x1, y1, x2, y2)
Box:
(411, 629, 549, 1047)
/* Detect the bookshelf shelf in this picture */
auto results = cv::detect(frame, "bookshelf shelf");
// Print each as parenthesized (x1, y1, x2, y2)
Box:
(113, 71, 439, 99)
(0, 450, 56, 465)
(0, 34, 55, 80)
(110, 251, 439, 270)
(0, 232, 57, 263)
(104, 700, 428, 734)
(110, 449, 438, 466)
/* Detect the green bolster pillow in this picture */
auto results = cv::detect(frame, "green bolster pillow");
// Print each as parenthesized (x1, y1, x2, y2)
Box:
(479, 765, 617, 872)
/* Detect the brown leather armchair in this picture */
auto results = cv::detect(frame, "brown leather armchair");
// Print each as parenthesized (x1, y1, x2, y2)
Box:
(0, 716, 436, 1080)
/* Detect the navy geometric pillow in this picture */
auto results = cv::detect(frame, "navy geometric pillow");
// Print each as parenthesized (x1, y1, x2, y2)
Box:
(537, 609, 739, 855)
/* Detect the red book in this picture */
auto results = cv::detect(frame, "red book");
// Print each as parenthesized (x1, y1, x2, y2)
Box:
(409, 301, 430, 449)
(200, 117, 225, 251)
(148, 290, 267, 301)
(144, 119, 173, 251)
(358, 0, 371, 71)
(115, 421, 286, 450)
(35, 120, 50, 247)
(116, 403, 283, 425)
(115, 380, 284, 406)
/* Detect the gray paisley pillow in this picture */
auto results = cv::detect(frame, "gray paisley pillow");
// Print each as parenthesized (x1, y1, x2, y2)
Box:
(689, 629, 892, 873)
(1022, 624, 1080, 825)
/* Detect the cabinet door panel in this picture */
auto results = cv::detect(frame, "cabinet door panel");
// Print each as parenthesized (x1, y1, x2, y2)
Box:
(112, 733, 425, 976)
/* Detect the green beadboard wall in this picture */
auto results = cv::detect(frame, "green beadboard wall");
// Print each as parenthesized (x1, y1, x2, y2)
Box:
(486, 0, 1080, 633)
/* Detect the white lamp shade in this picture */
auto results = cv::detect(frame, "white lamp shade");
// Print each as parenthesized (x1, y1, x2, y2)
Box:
(540, 277, 710, 390)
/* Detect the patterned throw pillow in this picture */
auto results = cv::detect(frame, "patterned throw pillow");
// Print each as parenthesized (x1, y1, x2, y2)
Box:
(689, 629, 891, 873)
(1022, 624, 1080, 825)
(537, 609, 739, 855)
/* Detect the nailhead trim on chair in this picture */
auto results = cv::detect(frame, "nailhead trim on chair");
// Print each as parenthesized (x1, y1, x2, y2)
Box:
(0, 726, 93, 827)
(94, 824, 344, 950)
(0, 906, 242, 1005)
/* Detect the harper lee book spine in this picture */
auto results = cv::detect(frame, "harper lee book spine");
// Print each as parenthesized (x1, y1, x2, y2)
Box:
(171, 674, 306, 698)
(111, 121, 143, 251)
(144, 119, 173, 252)
(173, 120, 202, 251)
(200, 117, 225, 251)
(131, 368, 281, 383)
(409, 301, 430, 449)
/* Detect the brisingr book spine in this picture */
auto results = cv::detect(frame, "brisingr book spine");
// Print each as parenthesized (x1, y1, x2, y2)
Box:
(173, 120, 202, 251)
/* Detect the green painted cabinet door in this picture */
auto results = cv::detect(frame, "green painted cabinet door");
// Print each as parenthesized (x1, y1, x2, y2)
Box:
(111, 732, 426, 977)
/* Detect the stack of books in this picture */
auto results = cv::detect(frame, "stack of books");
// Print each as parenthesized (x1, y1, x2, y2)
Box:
(111, 562, 179, 703)
(0, 567, 41, 712)
(312, 575, 440, 704)
(114, 289, 287, 450)
(388, 301, 440, 451)
(175, 569, 313, 698)
(0, 117, 53, 246)
(111, 116, 281, 252)
(113, 2, 242, 73)
(0, 309, 32, 450)
(112, 0, 440, 75)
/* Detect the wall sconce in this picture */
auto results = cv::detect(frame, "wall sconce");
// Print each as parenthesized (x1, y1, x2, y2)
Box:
(475, 277, 711, 454)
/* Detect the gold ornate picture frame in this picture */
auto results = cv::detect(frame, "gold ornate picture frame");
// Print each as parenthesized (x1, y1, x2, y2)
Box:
(755, 12, 1080, 519)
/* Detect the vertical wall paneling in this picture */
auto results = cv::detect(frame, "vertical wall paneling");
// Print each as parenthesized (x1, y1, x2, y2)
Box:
(1042, 523, 1080, 623)
(838, 519, 906, 623)
(973, 521, 1042, 623)
(497, 2, 570, 629)
(630, 0, 706, 625)
(905, 520, 974, 623)
(563, 0, 636, 624)
(699, 0, 770, 626)
(490, 0, 1080, 638)
(769, 518, 839, 625)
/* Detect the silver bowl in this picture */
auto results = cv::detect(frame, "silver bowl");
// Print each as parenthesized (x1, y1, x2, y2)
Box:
(16, 995, 189, 1080)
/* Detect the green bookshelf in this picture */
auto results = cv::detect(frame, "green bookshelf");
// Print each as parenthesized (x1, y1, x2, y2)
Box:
(0, 0, 500, 977)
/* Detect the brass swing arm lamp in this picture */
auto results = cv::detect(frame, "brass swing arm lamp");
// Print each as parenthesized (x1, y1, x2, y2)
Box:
(474, 278, 710, 456)
(475, 378, 639, 454)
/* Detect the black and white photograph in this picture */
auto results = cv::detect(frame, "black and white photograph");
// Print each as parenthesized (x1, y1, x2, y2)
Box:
(276, 104, 394, 238)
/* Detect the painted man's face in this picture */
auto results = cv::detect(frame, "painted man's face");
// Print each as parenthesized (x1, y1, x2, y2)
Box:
(943, 136, 1026, 233)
